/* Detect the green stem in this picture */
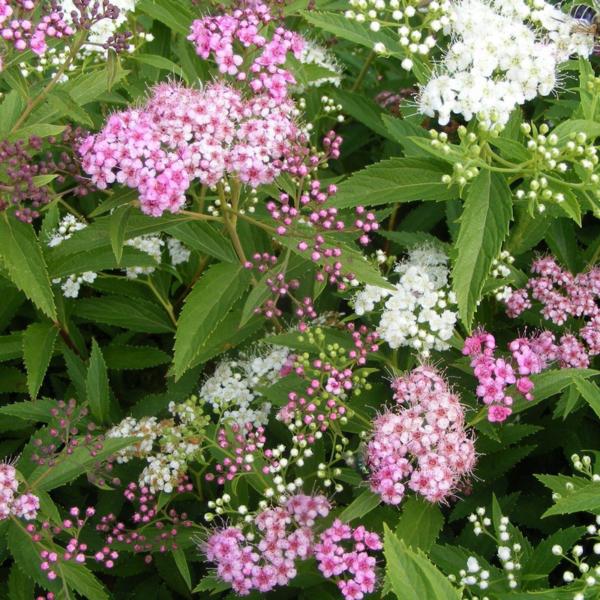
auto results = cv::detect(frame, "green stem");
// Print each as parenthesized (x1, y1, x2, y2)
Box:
(145, 279, 177, 326)
(351, 51, 376, 92)
(10, 31, 87, 135)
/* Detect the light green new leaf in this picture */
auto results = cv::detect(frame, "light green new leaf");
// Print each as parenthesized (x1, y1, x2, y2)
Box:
(173, 263, 251, 379)
(86, 340, 110, 423)
(0, 215, 57, 320)
(452, 171, 513, 330)
(384, 525, 460, 600)
(331, 158, 455, 208)
(22, 321, 58, 398)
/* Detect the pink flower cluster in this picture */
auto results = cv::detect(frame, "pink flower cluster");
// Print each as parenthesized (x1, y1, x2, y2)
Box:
(366, 366, 475, 505)
(505, 256, 600, 356)
(0, 462, 39, 521)
(277, 324, 379, 432)
(315, 519, 382, 600)
(205, 494, 381, 599)
(0, 0, 73, 58)
(80, 82, 303, 217)
(464, 327, 592, 422)
(188, 3, 304, 101)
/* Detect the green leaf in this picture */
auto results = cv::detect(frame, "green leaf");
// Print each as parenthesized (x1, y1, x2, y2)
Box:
(0, 398, 56, 422)
(103, 344, 171, 370)
(74, 296, 175, 333)
(27, 437, 134, 492)
(552, 119, 600, 144)
(301, 11, 404, 56)
(331, 158, 455, 208)
(0, 90, 25, 135)
(8, 123, 66, 141)
(110, 204, 133, 265)
(383, 525, 460, 600)
(8, 563, 35, 600)
(542, 482, 600, 517)
(137, 0, 192, 34)
(47, 88, 94, 127)
(86, 340, 110, 423)
(168, 221, 237, 263)
(574, 378, 600, 419)
(331, 89, 391, 139)
(0, 215, 56, 319)
(172, 547, 192, 591)
(132, 54, 188, 82)
(31, 174, 58, 188)
(339, 489, 381, 522)
(173, 263, 251, 379)
(452, 171, 512, 330)
(7, 520, 60, 592)
(521, 527, 586, 588)
(22, 321, 58, 398)
(59, 561, 110, 600)
(395, 497, 444, 552)
(0, 366, 27, 393)
(0, 332, 23, 362)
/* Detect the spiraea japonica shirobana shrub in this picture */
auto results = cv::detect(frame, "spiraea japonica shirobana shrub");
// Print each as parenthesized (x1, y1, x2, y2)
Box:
(0, 0, 600, 598)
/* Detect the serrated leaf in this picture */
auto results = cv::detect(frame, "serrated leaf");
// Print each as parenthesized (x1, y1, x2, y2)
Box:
(384, 525, 460, 600)
(8, 563, 34, 600)
(331, 158, 455, 208)
(60, 561, 110, 600)
(452, 171, 512, 330)
(27, 437, 134, 492)
(0, 215, 56, 319)
(574, 377, 600, 419)
(86, 340, 110, 423)
(395, 497, 444, 552)
(22, 321, 58, 398)
(103, 344, 171, 370)
(0, 398, 56, 421)
(137, 0, 192, 34)
(521, 527, 586, 588)
(31, 174, 58, 187)
(74, 296, 175, 333)
(172, 547, 192, 590)
(173, 263, 251, 379)
(168, 221, 237, 263)
(0, 332, 23, 361)
(132, 54, 188, 82)
(8, 123, 66, 141)
(47, 88, 94, 127)
(542, 482, 600, 517)
(339, 489, 381, 522)
(110, 204, 133, 265)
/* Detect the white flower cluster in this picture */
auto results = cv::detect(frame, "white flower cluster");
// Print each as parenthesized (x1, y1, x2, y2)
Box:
(167, 237, 191, 266)
(107, 396, 208, 493)
(60, 0, 137, 50)
(199, 346, 290, 427)
(47, 215, 98, 298)
(353, 244, 457, 356)
(298, 40, 343, 87)
(344, 0, 449, 69)
(125, 235, 164, 278)
(419, 0, 595, 129)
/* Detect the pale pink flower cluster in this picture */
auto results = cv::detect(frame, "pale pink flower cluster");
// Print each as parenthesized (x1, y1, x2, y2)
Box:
(0, 462, 39, 521)
(188, 3, 304, 101)
(315, 519, 382, 600)
(205, 494, 381, 599)
(79, 82, 302, 216)
(366, 366, 475, 506)
(504, 256, 600, 357)
(464, 327, 592, 423)
(0, 0, 74, 58)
